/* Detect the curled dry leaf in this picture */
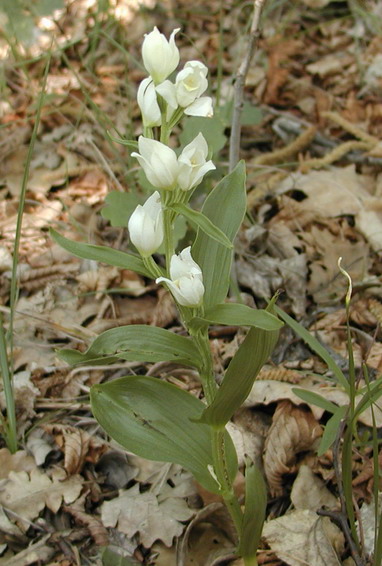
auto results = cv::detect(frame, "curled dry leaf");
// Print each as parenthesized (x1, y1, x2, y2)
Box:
(43, 424, 107, 475)
(64, 492, 109, 546)
(263, 400, 322, 496)
(263, 509, 344, 566)
(177, 503, 237, 566)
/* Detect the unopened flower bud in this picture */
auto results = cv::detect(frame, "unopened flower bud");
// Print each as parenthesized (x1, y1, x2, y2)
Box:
(131, 137, 179, 190)
(142, 27, 180, 84)
(128, 192, 163, 257)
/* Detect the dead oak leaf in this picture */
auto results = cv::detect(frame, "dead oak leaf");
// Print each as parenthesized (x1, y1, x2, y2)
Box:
(0, 467, 83, 529)
(101, 484, 194, 547)
(263, 509, 344, 566)
(263, 400, 322, 496)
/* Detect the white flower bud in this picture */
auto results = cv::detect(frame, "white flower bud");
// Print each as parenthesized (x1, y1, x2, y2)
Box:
(137, 78, 161, 127)
(142, 27, 180, 84)
(128, 192, 164, 257)
(177, 133, 216, 191)
(156, 247, 204, 307)
(131, 136, 179, 190)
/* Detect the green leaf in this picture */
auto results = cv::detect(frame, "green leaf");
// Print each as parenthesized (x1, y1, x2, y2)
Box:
(190, 303, 283, 332)
(59, 325, 202, 369)
(90, 376, 238, 494)
(240, 101, 262, 126)
(292, 389, 338, 414)
(318, 405, 347, 456)
(179, 115, 227, 156)
(50, 229, 151, 277)
(193, 161, 246, 309)
(101, 547, 138, 566)
(352, 377, 382, 424)
(106, 131, 138, 150)
(201, 322, 280, 427)
(170, 203, 233, 249)
(238, 459, 267, 560)
(274, 305, 349, 392)
(101, 191, 141, 227)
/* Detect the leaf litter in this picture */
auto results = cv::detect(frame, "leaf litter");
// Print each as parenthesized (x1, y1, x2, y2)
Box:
(0, 0, 382, 564)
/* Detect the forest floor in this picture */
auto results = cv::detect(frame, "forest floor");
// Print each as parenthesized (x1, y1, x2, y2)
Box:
(0, 0, 382, 565)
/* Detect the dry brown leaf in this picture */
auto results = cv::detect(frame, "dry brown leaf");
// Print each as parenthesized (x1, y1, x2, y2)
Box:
(43, 424, 107, 474)
(0, 535, 54, 566)
(0, 371, 39, 435)
(0, 467, 83, 530)
(263, 401, 322, 496)
(291, 465, 338, 511)
(101, 484, 194, 548)
(0, 449, 36, 480)
(228, 409, 271, 468)
(177, 503, 237, 566)
(263, 509, 344, 566)
(64, 493, 109, 546)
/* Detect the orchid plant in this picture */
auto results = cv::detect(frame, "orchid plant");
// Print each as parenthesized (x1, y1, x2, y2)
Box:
(51, 27, 283, 565)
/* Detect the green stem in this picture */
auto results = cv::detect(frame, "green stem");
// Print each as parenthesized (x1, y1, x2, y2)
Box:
(212, 429, 243, 533)
(189, 327, 244, 541)
(191, 328, 217, 404)
(162, 204, 175, 273)
(142, 256, 164, 279)
(0, 312, 17, 453)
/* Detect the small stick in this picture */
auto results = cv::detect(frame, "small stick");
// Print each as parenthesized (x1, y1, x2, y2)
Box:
(229, 0, 266, 172)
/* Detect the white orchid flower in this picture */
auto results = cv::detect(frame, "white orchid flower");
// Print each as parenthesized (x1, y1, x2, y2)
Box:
(156, 246, 204, 307)
(184, 96, 213, 117)
(131, 137, 179, 190)
(156, 61, 213, 118)
(128, 192, 164, 257)
(175, 61, 208, 107)
(142, 27, 180, 84)
(177, 133, 216, 191)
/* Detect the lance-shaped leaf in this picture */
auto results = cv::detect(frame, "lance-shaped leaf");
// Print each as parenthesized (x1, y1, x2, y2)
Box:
(59, 325, 202, 369)
(90, 376, 238, 494)
(189, 303, 283, 333)
(274, 305, 349, 392)
(238, 459, 267, 560)
(50, 229, 151, 277)
(201, 323, 280, 428)
(169, 203, 233, 249)
(317, 405, 347, 457)
(192, 161, 246, 309)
